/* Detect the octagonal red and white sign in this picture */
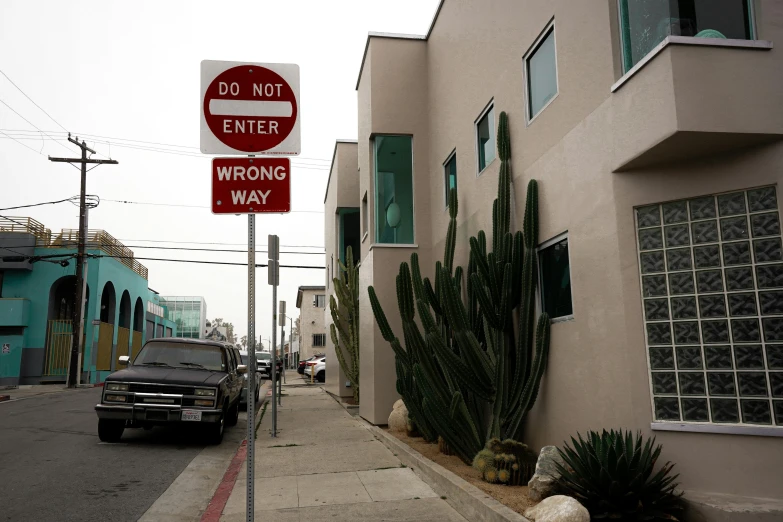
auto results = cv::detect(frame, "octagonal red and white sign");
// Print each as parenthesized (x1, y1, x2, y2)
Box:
(200, 60, 300, 155)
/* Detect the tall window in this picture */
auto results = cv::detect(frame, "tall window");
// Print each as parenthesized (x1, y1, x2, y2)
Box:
(476, 104, 496, 173)
(314, 294, 326, 308)
(636, 187, 783, 428)
(374, 135, 414, 244)
(619, 0, 754, 72)
(539, 234, 573, 319)
(444, 151, 457, 208)
(313, 333, 326, 347)
(525, 24, 558, 121)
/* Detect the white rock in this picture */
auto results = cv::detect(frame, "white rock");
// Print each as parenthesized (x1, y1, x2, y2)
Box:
(392, 399, 404, 410)
(524, 495, 589, 522)
(388, 400, 408, 432)
(528, 445, 565, 501)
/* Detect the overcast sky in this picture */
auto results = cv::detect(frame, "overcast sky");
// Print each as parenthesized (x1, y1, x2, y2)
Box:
(0, 0, 439, 345)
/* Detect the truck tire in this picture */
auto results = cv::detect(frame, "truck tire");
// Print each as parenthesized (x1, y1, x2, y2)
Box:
(208, 405, 226, 445)
(98, 419, 125, 442)
(226, 399, 239, 427)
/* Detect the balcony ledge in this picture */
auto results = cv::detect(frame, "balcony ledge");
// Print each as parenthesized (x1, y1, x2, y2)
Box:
(610, 36, 782, 172)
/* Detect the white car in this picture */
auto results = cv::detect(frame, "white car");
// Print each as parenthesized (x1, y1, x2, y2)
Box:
(304, 356, 325, 383)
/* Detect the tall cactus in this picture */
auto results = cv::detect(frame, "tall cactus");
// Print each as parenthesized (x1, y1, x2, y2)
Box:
(369, 111, 551, 464)
(329, 246, 360, 403)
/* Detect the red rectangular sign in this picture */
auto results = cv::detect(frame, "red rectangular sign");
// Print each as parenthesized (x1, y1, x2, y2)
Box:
(211, 157, 290, 214)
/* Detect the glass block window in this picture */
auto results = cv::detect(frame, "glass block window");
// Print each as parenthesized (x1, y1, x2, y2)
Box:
(636, 186, 783, 428)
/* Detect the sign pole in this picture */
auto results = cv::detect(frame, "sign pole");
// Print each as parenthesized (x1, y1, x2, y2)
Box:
(278, 301, 286, 405)
(246, 213, 256, 522)
(269, 235, 279, 437)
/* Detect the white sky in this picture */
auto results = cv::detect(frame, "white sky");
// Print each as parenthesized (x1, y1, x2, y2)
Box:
(0, 0, 440, 344)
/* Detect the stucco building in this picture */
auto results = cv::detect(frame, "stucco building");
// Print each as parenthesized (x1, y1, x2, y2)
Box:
(296, 285, 327, 361)
(0, 218, 177, 385)
(323, 0, 783, 515)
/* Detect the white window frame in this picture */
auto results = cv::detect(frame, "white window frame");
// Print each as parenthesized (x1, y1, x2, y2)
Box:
(536, 231, 574, 323)
(474, 100, 496, 176)
(523, 19, 559, 125)
(443, 148, 457, 210)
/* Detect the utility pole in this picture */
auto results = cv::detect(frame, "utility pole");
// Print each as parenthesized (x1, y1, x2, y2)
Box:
(49, 134, 118, 388)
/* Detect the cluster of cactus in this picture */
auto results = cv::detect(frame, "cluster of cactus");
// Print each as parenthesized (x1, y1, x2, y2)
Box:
(369, 111, 551, 464)
(473, 438, 537, 485)
(329, 245, 360, 403)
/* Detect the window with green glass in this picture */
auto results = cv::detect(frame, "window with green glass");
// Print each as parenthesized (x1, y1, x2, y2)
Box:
(619, 0, 754, 72)
(374, 135, 414, 244)
(476, 104, 495, 173)
(444, 152, 457, 208)
(526, 25, 558, 120)
(539, 235, 573, 319)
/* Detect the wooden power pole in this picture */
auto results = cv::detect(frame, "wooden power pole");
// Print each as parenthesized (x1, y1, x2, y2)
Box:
(49, 135, 118, 388)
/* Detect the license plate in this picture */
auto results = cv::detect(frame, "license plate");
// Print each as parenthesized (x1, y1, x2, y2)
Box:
(181, 409, 202, 422)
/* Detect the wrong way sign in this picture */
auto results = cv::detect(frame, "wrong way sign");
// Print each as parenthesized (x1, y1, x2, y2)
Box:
(200, 60, 300, 155)
(212, 157, 291, 214)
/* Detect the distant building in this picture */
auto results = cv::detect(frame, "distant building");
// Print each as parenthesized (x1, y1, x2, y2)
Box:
(296, 286, 326, 360)
(160, 296, 207, 339)
(0, 219, 176, 386)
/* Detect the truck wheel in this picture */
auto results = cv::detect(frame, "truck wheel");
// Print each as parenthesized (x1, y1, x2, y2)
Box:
(226, 399, 239, 427)
(208, 406, 225, 445)
(98, 419, 125, 442)
(316, 370, 325, 383)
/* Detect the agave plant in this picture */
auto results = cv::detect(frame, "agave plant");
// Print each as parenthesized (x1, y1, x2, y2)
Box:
(555, 430, 684, 521)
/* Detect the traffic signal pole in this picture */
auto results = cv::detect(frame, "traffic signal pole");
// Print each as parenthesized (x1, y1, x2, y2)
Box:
(49, 135, 117, 388)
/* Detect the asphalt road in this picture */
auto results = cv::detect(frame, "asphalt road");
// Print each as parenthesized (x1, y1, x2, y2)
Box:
(0, 387, 237, 522)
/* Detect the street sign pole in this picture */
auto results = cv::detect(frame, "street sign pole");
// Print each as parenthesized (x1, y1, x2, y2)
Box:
(278, 301, 286, 405)
(268, 235, 279, 437)
(246, 213, 256, 522)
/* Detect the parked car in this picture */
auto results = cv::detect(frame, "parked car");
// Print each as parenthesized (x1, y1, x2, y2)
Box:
(297, 354, 323, 374)
(256, 351, 282, 380)
(238, 349, 262, 408)
(304, 356, 325, 383)
(94, 338, 246, 444)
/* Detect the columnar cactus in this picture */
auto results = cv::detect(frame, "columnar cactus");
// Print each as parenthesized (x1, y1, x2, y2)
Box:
(369, 111, 551, 464)
(329, 246, 360, 403)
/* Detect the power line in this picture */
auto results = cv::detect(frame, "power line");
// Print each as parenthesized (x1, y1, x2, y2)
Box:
(101, 198, 325, 214)
(0, 99, 74, 154)
(89, 253, 325, 270)
(0, 129, 332, 165)
(116, 238, 324, 249)
(0, 240, 324, 256)
(0, 69, 69, 132)
(0, 129, 43, 156)
(0, 196, 81, 211)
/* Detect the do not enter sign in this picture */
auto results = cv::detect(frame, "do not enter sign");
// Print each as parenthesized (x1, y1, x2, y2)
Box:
(211, 157, 291, 214)
(200, 60, 300, 155)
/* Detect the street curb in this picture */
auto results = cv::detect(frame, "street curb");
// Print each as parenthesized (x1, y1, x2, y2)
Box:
(200, 440, 248, 522)
(0, 395, 9, 402)
(367, 423, 531, 522)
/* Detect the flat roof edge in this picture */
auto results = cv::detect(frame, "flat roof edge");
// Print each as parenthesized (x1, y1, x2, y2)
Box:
(324, 140, 360, 203)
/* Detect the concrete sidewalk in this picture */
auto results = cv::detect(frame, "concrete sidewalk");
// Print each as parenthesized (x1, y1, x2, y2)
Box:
(218, 384, 467, 521)
(0, 384, 70, 402)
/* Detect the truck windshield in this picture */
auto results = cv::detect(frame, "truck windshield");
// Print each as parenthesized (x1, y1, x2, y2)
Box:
(257, 353, 271, 361)
(134, 341, 225, 372)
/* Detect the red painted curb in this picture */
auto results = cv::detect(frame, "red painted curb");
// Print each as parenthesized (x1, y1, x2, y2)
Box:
(94, 383, 105, 387)
(0, 395, 10, 402)
(200, 439, 249, 522)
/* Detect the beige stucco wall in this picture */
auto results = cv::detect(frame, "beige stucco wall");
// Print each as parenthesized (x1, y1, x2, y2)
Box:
(297, 287, 326, 361)
(324, 142, 360, 398)
(338, 0, 783, 500)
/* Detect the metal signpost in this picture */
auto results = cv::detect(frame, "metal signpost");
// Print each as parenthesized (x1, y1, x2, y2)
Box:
(278, 301, 286, 405)
(268, 235, 279, 437)
(201, 60, 300, 522)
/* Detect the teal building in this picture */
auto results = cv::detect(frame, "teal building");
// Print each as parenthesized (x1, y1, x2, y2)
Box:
(0, 217, 177, 386)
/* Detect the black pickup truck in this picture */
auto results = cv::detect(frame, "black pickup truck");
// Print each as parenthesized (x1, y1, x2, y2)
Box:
(95, 338, 246, 444)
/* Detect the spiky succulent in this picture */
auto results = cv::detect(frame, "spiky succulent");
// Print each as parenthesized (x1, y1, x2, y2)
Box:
(556, 429, 684, 521)
(483, 466, 499, 484)
(498, 469, 511, 484)
(472, 449, 494, 473)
